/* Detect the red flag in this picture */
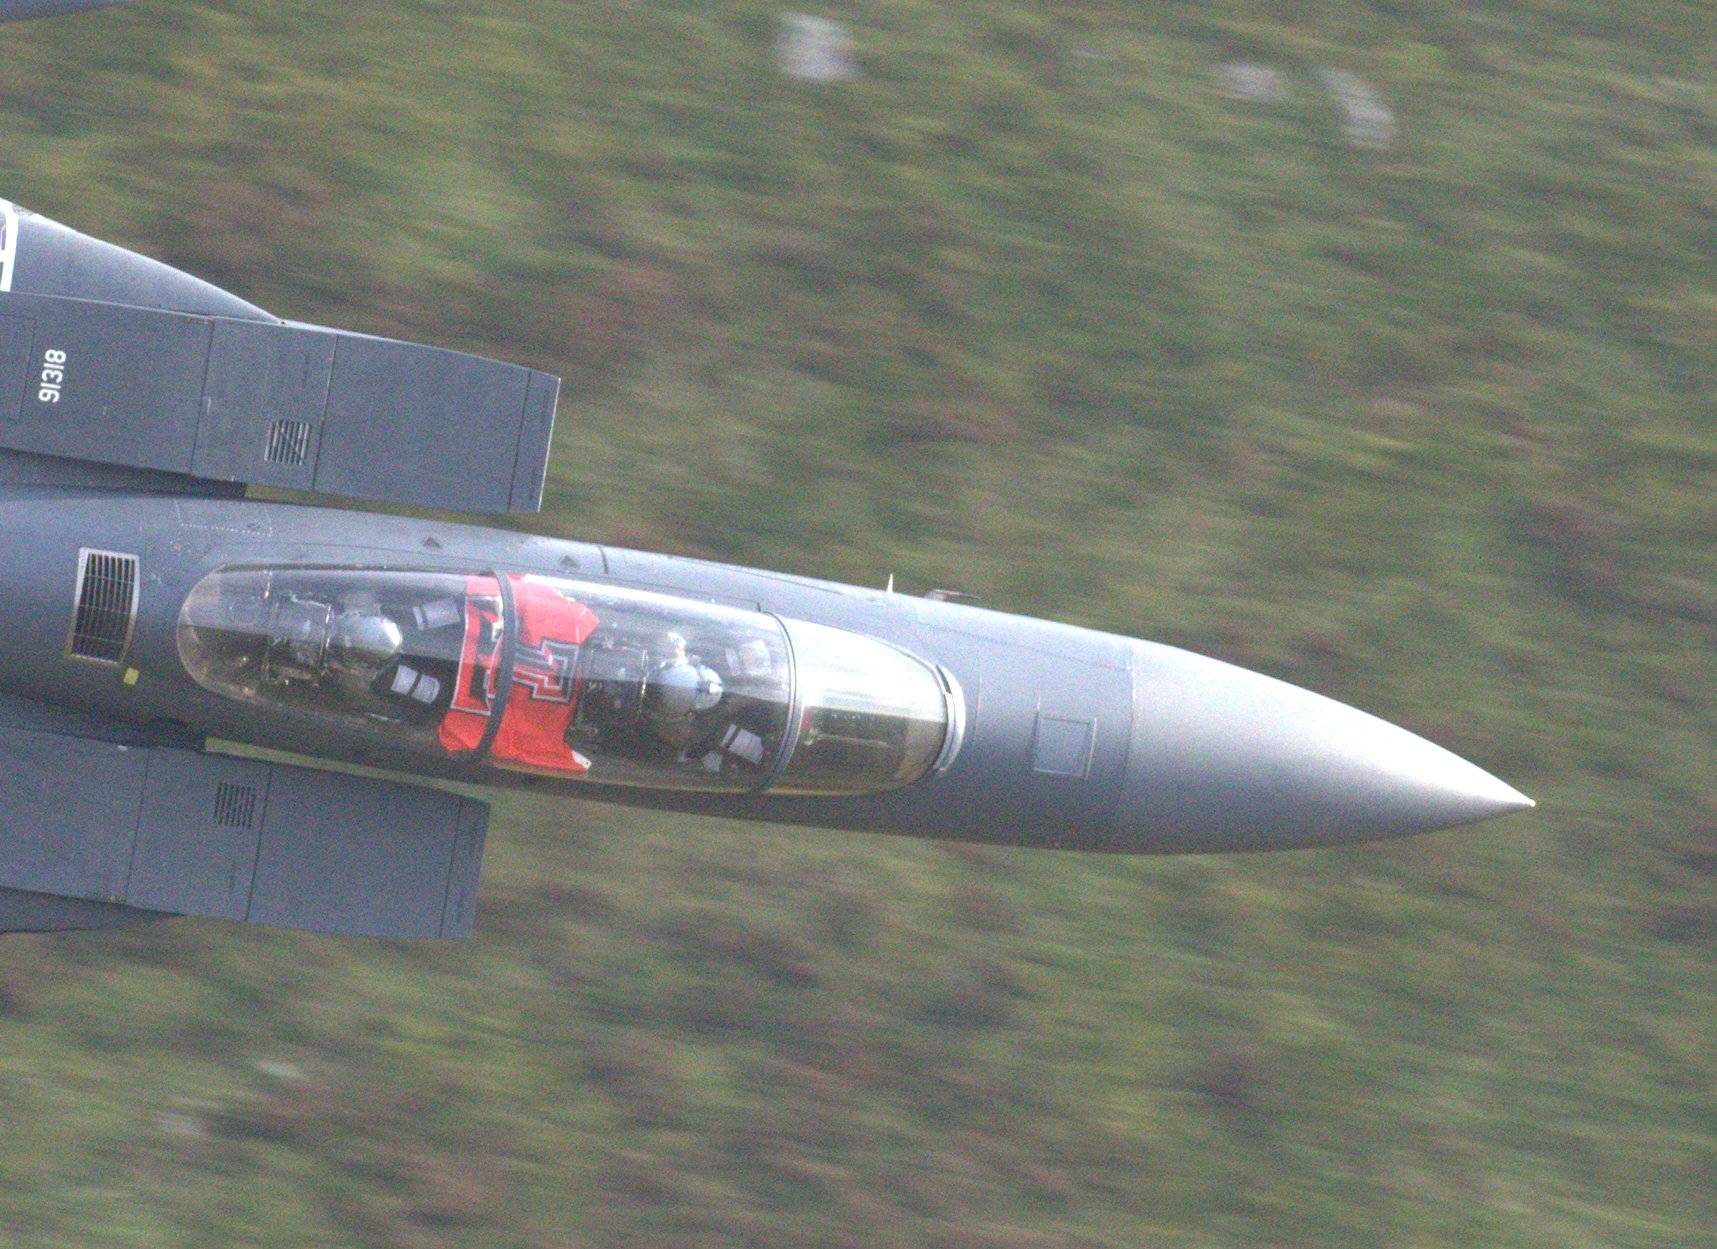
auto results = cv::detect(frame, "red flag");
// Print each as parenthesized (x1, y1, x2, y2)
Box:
(438, 576, 599, 775)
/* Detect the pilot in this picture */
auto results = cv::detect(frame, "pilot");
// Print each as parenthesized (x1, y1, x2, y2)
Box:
(258, 586, 449, 719)
(328, 605, 461, 718)
(261, 594, 337, 687)
(640, 632, 724, 743)
(325, 608, 405, 695)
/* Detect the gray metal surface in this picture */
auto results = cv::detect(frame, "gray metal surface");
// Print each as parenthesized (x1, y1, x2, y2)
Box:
(246, 766, 487, 939)
(0, 294, 213, 471)
(128, 752, 269, 920)
(1113, 639, 1535, 851)
(311, 328, 556, 514)
(0, 199, 266, 318)
(191, 321, 338, 491)
(0, 293, 558, 513)
(0, 886, 154, 933)
(0, 726, 489, 937)
(0, 729, 148, 899)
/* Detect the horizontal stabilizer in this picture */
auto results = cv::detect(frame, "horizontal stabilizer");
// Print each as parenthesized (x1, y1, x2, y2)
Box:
(0, 291, 559, 514)
(0, 728, 488, 938)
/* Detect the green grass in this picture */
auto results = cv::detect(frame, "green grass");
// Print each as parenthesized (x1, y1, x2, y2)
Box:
(0, 2, 1712, 1246)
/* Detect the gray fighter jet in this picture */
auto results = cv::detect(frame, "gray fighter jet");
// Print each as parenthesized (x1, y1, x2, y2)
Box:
(0, 2, 1530, 939)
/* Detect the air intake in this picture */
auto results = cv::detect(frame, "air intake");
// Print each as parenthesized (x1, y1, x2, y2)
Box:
(265, 418, 312, 466)
(67, 549, 138, 664)
(214, 782, 258, 830)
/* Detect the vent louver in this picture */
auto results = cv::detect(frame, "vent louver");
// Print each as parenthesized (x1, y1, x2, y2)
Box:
(214, 782, 259, 830)
(265, 418, 312, 466)
(68, 549, 138, 664)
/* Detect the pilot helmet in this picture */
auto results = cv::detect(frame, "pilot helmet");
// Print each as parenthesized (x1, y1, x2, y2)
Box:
(645, 660, 724, 719)
(327, 609, 404, 676)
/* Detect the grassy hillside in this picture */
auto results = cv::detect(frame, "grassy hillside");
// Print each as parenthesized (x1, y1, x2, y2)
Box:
(0, 2, 1712, 1246)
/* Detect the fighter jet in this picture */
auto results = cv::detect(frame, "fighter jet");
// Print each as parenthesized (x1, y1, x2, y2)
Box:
(0, 4, 1530, 939)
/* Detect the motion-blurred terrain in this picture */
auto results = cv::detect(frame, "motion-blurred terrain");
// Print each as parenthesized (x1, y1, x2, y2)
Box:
(0, 3, 1711, 1246)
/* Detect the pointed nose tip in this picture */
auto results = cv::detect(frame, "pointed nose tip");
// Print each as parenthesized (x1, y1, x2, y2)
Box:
(1466, 775, 1536, 817)
(1118, 641, 1535, 852)
(1382, 747, 1536, 828)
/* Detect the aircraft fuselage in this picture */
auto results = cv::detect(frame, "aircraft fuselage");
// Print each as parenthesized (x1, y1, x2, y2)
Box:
(0, 479, 1530, 855)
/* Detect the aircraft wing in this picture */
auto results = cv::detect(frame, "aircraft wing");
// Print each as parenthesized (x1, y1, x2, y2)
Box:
(0, 714, 488, 938)
(0, 199, 560, 514)
(0, 292, 560, 513)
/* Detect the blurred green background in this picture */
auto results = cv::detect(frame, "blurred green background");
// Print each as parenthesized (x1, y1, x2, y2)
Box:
(1, 2, 1712, 1246)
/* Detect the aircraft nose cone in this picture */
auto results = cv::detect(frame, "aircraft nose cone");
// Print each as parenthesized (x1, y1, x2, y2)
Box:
(1116, 640, 1533, 852)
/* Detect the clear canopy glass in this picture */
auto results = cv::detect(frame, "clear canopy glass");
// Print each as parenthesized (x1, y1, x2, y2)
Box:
(773, 619, 953, 796)
(178, 567, 952, 796)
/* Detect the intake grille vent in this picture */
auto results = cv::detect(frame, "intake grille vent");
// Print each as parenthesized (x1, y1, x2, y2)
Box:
(214, 782, 259, 830)
(265, 418, 312, 466)
(68, 549, 138, 664)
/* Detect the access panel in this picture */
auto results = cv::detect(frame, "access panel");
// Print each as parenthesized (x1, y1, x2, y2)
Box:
(0, 727, 488, 937)
(0, 291, 559, 514)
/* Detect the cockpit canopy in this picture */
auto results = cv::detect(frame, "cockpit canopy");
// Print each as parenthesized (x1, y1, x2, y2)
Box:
(177, 567, 954, 796)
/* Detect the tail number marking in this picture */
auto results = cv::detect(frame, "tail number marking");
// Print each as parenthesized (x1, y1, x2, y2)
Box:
(38, 348, 66, 404)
